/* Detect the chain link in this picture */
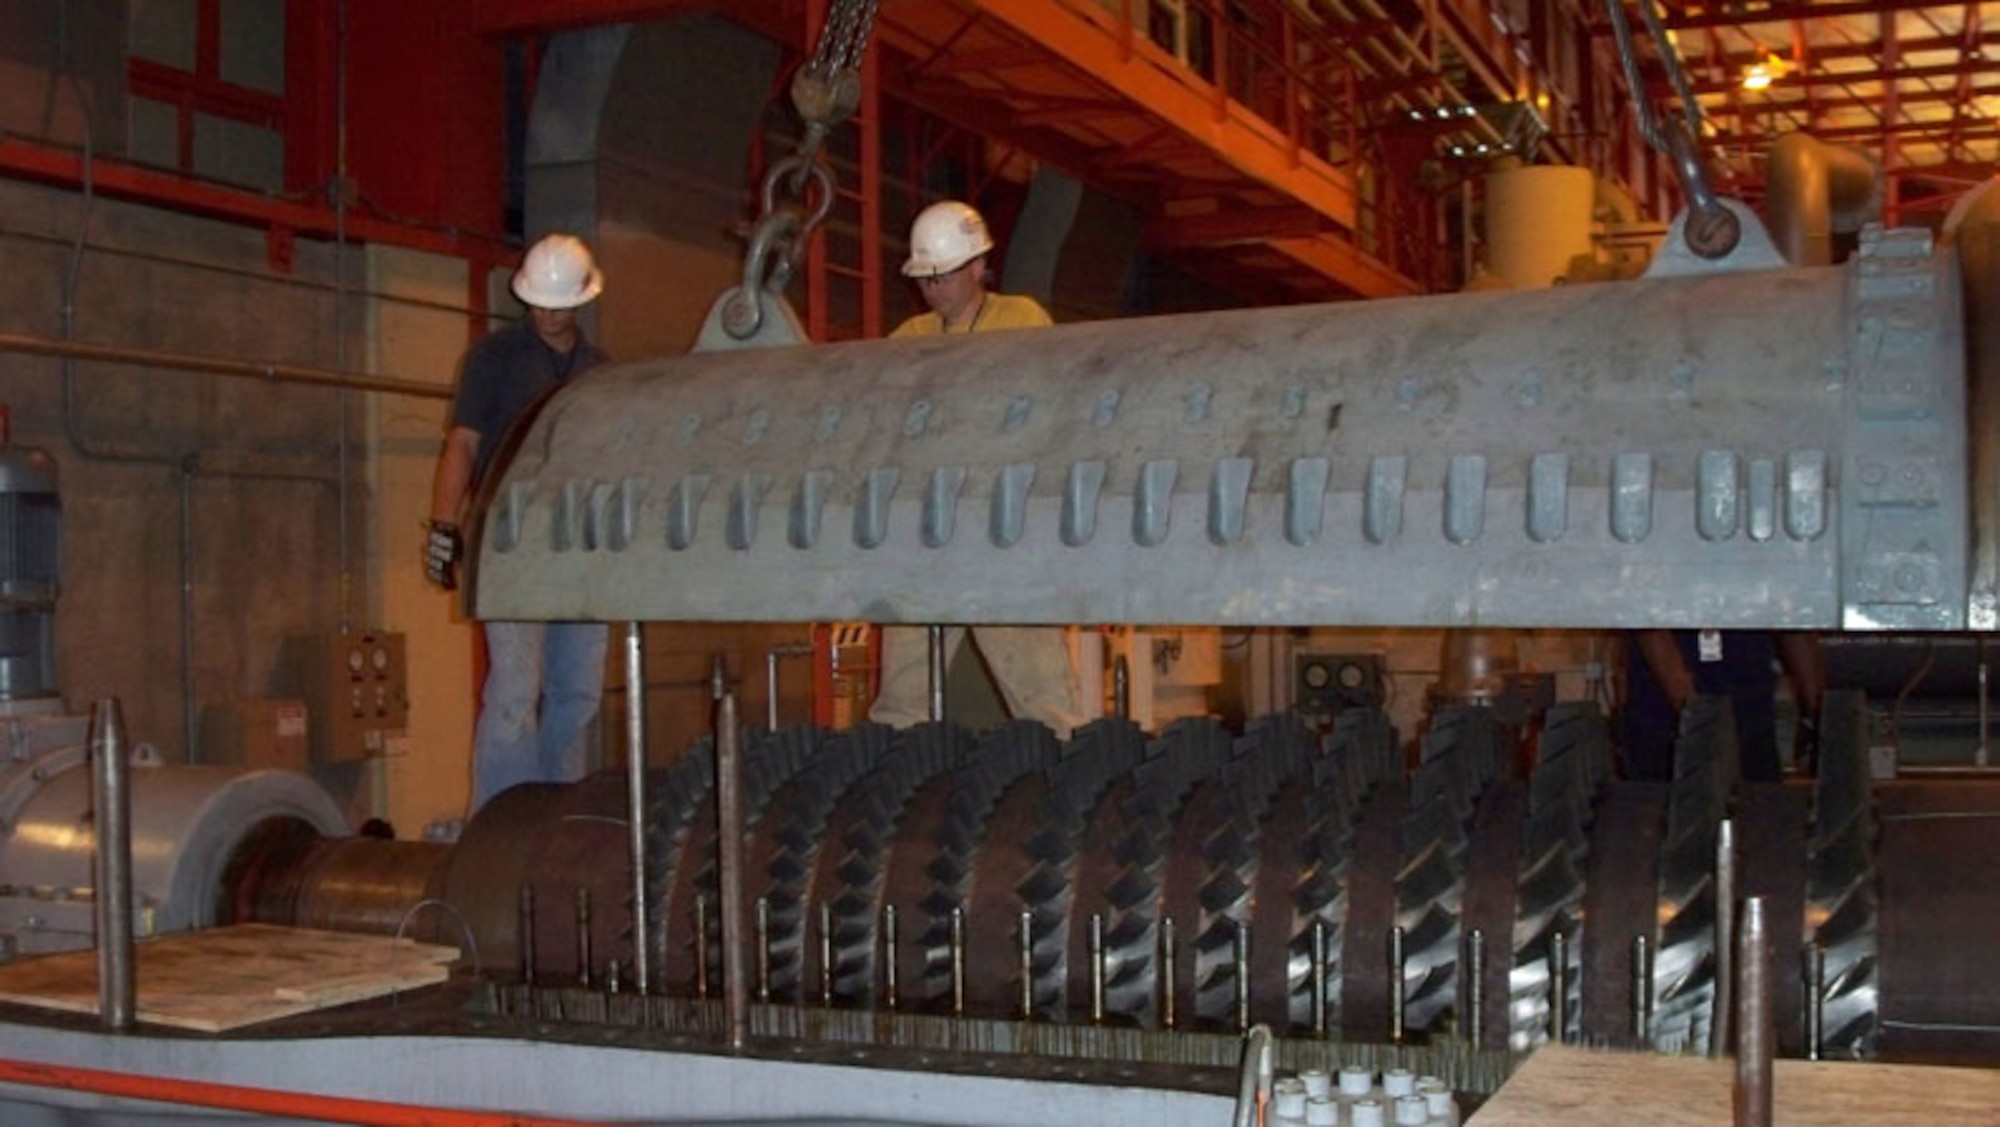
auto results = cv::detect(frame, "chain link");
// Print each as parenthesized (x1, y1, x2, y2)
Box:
(724, 0, 879, 340)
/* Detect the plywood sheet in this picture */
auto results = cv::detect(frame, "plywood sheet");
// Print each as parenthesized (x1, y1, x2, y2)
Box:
(1471, 1044, 2000, 1127)
(0, 924, 457, 1032)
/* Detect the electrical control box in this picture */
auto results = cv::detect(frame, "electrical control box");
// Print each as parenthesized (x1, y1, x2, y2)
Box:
(285, 632, 410, 762)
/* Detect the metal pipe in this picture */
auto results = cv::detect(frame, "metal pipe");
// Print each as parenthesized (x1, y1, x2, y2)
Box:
(882, 905, 900, 1011)
(1549, 930, 1569, 1044)
(766, 649, 782, 731)
(755, 897, 771, 1003)
(818, 902, 834, 1007)
(1113, 655, 1130, 721)
(1464, 927, 1485, 1051)
(1310, 918, 1329, 1037)
(763, 643, 814, 731)
(1764, 131, 1882, 268)
(519, 885, 537, 987)
(1230, 1023, 1276, 1127)
(178, 469, 196, 763)
(1633, 934, 1654, 1046)
(1090, 913, 1106, 1024)
(575, 888, 592, 989)
(623, 622, 650, 996)
(1951, 183, 2000, 636)
(1161, 916, 1178, 1030)
(604, 959, 621, 995)
(1804, 942, 1825, 1062)
(1735, 897, 1774, 1127)
(1, 330, 453, 400)
(949, 906, 966, 1017)
(1388, 924, 1406, 1043)
(928, 625, 947, 723)
(693, 895, 709, 1000)
(1019, 909, 1035, 1020)
(717, 691, 749, 1049)
(1234, 923, 1252, 1033)
(89, 699, 133, 1030)
(1714, 817, 1736, 1058)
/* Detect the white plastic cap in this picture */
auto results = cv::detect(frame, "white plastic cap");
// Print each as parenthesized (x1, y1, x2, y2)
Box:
(1384, 1068, 1417, 1096)
(1352, 1098, 1386, 1127)
(1394, 1095, 1429, 1125)
(1305, 1096, 1338, 1127)
(1417, 1077, 1454, 1117)
(1298, 1069, 1332, 1099)
(1275, 1082, 1308, 1119)
(1339, 1065, 1375, 1096)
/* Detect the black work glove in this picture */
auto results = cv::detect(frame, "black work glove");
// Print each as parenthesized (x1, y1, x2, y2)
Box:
(424, 520, 463, 590)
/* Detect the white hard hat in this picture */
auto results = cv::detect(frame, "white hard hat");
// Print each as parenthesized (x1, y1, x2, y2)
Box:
(512, 234, 604, 310)
(902, 200, 994, 277)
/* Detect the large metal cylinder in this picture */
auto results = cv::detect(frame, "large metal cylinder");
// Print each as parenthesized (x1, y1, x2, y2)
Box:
(0, 743, 348, 957)
(470, 227, 1967, 633)
(1485, 164, 1596, 289)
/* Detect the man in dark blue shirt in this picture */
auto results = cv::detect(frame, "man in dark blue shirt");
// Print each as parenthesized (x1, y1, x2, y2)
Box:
(425, 233, 611, 813)
(1622, 629, 1825, 782)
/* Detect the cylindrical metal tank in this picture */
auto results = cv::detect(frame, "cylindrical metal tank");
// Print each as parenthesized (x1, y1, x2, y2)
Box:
(1486, 164, 1596, 289)
(470, 225, 1967, 634)
(0, 742, 348, 957)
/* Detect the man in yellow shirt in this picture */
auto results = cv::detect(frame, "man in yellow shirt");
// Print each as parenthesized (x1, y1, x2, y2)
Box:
(889, 200, 1053, 337)
(870, 201, 1090, 736)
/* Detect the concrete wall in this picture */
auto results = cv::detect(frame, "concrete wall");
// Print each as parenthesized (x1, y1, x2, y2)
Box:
(0, 179, 346, 762)
(595, 16, 780, 358)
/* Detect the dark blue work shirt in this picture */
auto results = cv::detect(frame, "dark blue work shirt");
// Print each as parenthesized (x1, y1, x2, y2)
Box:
(448, 320, 608, 488)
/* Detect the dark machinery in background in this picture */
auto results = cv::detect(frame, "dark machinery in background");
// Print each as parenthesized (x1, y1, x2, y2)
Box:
(221, 690, 1939, 1069)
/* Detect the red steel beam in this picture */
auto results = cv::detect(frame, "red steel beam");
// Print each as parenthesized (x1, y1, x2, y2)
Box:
(1700, 31, 1998, 68)
(1709, 81, 1999, 115)
(1658, 0, 1974, 31)
(466, 0, 717, 35)
(1689, 57, 2000, 95)
(0, 136, 507, 262)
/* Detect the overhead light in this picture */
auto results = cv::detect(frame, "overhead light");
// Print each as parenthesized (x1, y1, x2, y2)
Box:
(1741, 52, 1787, 91)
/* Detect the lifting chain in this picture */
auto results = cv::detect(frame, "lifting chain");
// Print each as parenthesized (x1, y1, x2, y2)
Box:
(1602, 0, 1740, 259)
(722, 0, 880, 341)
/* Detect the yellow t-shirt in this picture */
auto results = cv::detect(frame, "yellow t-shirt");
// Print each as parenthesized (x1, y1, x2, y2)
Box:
(889, 292, 1052, 338)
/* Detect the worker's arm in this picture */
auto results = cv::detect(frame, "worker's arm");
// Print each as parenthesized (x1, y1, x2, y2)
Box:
(424, 426, 481, 589)
(1633, 629, 1698, 711)
(1777, 631, 1828, 773)
(429, 426, 481, 526)
(1775, 632, 1826, 716)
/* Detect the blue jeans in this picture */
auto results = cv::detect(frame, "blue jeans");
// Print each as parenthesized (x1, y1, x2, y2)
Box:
(471, 620, 609, 812)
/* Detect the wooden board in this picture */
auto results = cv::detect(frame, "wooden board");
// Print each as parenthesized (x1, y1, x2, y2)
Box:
(0, 924, 457, 1032)
(1471, 1044, 2000, 1127)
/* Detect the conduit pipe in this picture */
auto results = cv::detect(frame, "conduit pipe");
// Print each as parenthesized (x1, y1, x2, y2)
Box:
(1764, 132, 1881, 268)
(0, 1057, 615, 1127)
(2, 331, 451, 400)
